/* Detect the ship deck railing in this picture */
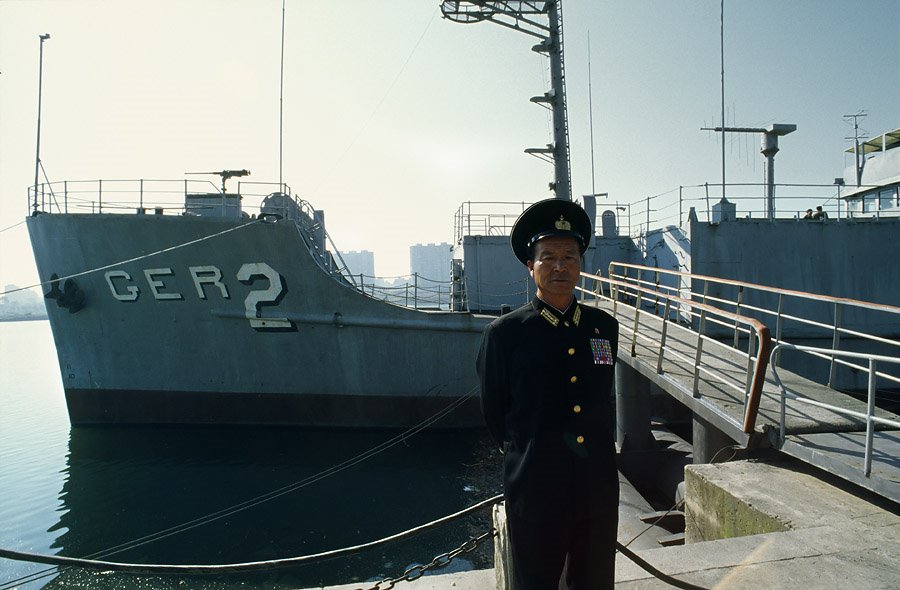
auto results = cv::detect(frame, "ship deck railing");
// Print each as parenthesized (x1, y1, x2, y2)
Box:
(353, 272, 455, 311)
(453, 200, 531, 242)
(26, 178, 465, 310)
(26, 178, 302, 218)
(452, 182, 894, 244)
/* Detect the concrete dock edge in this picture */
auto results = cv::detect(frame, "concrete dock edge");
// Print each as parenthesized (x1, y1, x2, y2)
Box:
(314, 457, 899, 589)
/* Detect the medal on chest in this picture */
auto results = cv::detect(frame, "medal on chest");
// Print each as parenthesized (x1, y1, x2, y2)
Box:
(590, 338, 613, 365)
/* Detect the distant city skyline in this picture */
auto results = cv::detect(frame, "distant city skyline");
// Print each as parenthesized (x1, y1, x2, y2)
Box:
(0, 282, 45, 319)
(340, 242, 452, 282)
(1, 1, 897, 289)
(340, 249, 375, 279)
(410, 242, 452, 282)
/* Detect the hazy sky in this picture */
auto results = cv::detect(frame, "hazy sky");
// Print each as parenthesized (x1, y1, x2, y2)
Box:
(1, 0, 897, 286)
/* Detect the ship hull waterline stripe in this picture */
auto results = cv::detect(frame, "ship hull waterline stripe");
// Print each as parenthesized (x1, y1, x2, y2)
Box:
(211, 309, 491, 333)
(62, 388, 484, 428)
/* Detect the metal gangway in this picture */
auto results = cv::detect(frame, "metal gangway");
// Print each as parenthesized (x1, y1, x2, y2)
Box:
(577, 262, 900, 502)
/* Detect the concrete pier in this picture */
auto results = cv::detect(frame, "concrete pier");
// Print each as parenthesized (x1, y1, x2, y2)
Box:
(319, 570, 495, 590)
(616, 362, 655, 451)
(312, 456, 899, 590)
(691, 413, 734, 464)
(618, 457, 900, 588)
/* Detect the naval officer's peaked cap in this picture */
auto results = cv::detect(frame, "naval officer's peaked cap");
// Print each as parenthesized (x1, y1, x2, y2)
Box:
(510, 198, 592, 264)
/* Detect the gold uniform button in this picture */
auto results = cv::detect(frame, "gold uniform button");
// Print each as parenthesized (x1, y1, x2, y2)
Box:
(576, 435, 585, 444)
(567, 347, 575, 356)
(570, 376, 578, 384)
(573, 404, 582, 413)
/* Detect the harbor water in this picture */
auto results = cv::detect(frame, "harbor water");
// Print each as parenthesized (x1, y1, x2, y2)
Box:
(0, 320, 501, 589)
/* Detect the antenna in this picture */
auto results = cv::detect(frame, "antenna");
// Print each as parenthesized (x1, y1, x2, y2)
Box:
(33, 33, 51, 214)
(719, 0, 726, 207)
(843, 111, 867, 187)
(278, 0, 286, 189)
(442, 1, 572, 201)
(588, 29, 596, 196)
(700, 124, 796, 220)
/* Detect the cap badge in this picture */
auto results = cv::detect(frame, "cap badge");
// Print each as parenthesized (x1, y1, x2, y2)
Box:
(555, 215, 571, 231)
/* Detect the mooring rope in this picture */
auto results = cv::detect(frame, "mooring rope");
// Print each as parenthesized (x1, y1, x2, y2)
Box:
(0, 391, 477, 588)
(0, 217, 264, 297)
(0, 492, 709, 589)
(0, 385, 715, 589)
(0, 494, 502, 575)
(0, 220, 26, 234)
(616, 542, 708, 590)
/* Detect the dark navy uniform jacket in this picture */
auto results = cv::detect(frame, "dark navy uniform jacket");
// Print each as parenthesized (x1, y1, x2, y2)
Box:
(476, 297, 619, 522)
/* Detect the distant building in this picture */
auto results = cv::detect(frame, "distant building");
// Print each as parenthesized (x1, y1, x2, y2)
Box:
(841, 128, 900, 217)
(0, 285, 47, 320)
(339, 250, 375, 278)
(410, 243, 451, 282)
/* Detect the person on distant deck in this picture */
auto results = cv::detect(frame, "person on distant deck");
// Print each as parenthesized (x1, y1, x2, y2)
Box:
(812, 206, 828, 220)
(476, 199, 620, 590)
(803, 208, 814, 219)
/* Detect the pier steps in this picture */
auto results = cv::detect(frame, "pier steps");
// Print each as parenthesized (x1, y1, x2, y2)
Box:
(619, 457, 899, 588)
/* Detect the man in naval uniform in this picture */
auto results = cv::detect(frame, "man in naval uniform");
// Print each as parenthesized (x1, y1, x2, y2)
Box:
(476, 199, 619, 589)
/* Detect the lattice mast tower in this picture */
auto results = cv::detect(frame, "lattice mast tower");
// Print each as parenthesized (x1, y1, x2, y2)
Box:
(441, 1, 572, 201)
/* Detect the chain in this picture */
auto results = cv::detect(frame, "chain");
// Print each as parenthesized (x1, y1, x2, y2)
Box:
(357, 528, 496, 590)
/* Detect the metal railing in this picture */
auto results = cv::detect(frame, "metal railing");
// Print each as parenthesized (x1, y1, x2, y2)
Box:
(578, 270, 772, 434)
(355, 273, 453, 310)
(607, 262, 900, 388)
(453, 201, 531, 243)
(26, 178, 298, 217)
(450, 183, 880, 246)
(770, 343, 900, 477)
(623, 182, 854, 231)
(35, 181, 891, 238)
(27, 178, 469, 312)
(29, 178, 226, 215)
(461, 276, 533, 313)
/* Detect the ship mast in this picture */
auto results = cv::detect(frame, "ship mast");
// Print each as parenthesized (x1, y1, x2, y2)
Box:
(843, 111, 867, 187)
(441, 1, 572, 201)
(700, 124, 796, 220)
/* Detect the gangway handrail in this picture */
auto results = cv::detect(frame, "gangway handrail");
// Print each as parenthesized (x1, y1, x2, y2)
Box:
(769, 343, 900, 477)
(578, 270, 772, 434)
(607, 262, 900, 387)
(608, 261, 900, 316)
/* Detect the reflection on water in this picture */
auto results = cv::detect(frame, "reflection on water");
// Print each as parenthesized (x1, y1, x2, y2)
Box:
(48, 427, 497, 588)
(0, 322, 501, 589)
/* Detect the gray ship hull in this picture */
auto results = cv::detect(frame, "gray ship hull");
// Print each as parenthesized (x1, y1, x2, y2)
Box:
(27, 213, 490, 427)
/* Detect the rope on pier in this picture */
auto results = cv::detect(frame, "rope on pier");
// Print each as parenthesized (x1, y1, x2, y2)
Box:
(0, 494, 710, 589)
(0, 399, 716, 588)
(0, 495, 504, 575)
(616, 542, 708, 590)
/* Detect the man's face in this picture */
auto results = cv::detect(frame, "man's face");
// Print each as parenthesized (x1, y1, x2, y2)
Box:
(527, 235, 581, 300)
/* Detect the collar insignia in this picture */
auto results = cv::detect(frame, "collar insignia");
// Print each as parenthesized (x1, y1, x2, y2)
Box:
(540, 308, 560, 327)
(573, 305, 581, 327)
(554, 215, 571, 231)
